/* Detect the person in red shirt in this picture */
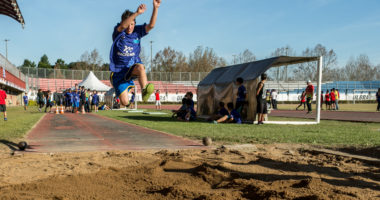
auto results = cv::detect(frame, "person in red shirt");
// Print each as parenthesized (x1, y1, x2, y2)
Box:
(0, 85, 7, 121)
(305, 80, 314, 114)
(155, 90, 161, 110)
(296, 91, 306, 111)
(325, 89, 331, 110)
(330, 89, 336, 110)
(320, 91, 324, 110)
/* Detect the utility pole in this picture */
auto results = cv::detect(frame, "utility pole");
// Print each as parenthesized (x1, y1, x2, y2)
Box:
(4, 39, 10, 60)
(285, 47, 289, 81)
(232, 54, 237, 64)
(150, 41, 153, 71)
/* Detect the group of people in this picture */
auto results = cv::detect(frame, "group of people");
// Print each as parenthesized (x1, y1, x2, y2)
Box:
(208, 77, 248, 125)
(321, 88, 340, 110)
(172, 91, 196, 122)
(34, 84, 101, 114)
(296, 87, 340, 111)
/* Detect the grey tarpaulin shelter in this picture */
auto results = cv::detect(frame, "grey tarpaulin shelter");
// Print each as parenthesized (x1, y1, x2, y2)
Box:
(197, 56, 323, 123)
(78, 71, 111, 92)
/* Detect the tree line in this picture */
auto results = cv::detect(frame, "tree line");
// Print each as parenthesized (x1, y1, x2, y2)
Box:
(19, 44, 380, 81)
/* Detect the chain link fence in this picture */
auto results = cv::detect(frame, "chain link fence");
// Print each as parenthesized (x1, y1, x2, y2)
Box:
(19, 67, 209, 82)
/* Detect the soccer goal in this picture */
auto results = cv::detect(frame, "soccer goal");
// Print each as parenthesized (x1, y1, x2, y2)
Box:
(262, 56, 323, 125)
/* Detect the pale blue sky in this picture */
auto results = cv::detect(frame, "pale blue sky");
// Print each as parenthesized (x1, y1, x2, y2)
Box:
(1, 0, 380, 68)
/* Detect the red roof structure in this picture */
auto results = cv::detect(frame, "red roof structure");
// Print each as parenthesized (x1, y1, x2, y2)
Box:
(0, 0, 25, 28)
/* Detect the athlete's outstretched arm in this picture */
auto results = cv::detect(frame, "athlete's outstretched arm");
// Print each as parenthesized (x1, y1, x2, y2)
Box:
(117, 4, 146, 32)
(146, 0, 161, 33)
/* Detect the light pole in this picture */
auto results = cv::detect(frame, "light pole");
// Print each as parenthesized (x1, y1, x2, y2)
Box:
(4, 39, 10, 60)
(232, 54, 237, 64)
(150, 41, 153, 71)
(285, 47, 289, 81)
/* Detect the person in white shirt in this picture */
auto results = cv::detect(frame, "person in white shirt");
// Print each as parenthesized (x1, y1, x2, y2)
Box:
(270, 89, 278, 110)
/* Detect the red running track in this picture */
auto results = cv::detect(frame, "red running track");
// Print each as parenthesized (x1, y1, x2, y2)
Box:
(26, 113, 203, 153)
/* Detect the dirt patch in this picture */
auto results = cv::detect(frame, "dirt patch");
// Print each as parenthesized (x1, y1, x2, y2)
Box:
(0, 144, 379, 199)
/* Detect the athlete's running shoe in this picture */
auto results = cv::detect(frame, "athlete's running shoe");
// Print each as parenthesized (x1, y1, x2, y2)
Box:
(142, 83, 154, 103)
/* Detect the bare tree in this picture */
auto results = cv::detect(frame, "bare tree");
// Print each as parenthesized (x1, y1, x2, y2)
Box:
(235, 49, 256, 64)
(80, 49, 103, 71)
(270, 45, 295, 81)
(152, 47, 188, 72)
(188, 46, 226, 72)
(89, 49, 103, 71)
(294, 44, 337, 81)
(343, 54, 377, 81)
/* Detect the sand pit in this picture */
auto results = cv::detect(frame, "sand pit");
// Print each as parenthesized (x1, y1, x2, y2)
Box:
(0, 144, 379, 200)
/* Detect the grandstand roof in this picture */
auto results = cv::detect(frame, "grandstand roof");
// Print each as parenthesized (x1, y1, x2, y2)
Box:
(0, 0, 25, 28)
(78, 71, 111, 91)
(199, 56, 319, 86)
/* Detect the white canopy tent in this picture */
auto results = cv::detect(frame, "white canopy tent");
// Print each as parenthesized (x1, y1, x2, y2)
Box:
(78, 71, 111, 92)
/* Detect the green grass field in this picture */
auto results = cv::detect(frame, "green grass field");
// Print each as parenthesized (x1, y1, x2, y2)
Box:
(0, 106, 45, 140)
(1, 106, 379, 148)
(277, 103, 377, 112)
(97, 109, 380, 147)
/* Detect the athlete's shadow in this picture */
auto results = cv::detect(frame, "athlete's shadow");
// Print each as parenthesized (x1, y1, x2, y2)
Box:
(0, 140, 19, 151)
(0, 140, 35, 151)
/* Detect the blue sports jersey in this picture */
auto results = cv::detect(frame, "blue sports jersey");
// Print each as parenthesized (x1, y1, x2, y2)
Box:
(237, 85, 247, 102)
(230, 109, 242, 124)
(218, 107, 229, 116)
(130, 93, 135, 102)
(67, 92, 73, 102)
(109, 23, 148, 73)
(74, 93, 80, 103)
(92, 94, 99, 104)
(23, 95, 28, 102)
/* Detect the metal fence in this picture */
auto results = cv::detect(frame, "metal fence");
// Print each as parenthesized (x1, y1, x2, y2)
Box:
(19, 67, 210, 82)
(0, 54, 27, 81)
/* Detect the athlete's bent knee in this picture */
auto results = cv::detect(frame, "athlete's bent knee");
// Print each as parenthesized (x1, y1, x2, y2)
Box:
(119, 94, 129, 106)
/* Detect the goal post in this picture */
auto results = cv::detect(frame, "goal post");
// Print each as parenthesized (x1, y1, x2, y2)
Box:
(263, 56, 323, 125)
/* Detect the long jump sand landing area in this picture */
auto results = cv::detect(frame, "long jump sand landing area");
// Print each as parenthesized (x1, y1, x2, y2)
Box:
(26, 113, 202, 153)
(269, 110, 380, 123)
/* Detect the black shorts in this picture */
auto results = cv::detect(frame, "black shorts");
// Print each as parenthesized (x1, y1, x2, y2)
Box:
(257, 99, 267, 114)
(0, 104, 6, 112)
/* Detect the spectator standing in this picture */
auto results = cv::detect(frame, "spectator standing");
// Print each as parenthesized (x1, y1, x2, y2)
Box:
(155, 90, 161, 110)
(265, 90, 271, 109)
(0, 85, 7, 121)
(37, 89, 44, 112)
(256, 74, 267, 124)
(330, 89, 336, 110)
(305, 80, 314, 114)
(296, 91, 306, 111)
(73, 89, 80, 113)
(23, 92, 29, 111)
(320, 91, 324, 110)
(129, 92, 135, 109)
(85, 89, 91, 112)
(334, 89, 340, 110)
(44, 91, 53, 113)
(376, 88, 380, 111)
(92, 90, 100, 112)
(271, 89, 278, 110)
(80, 86, 86, 114)
(325, 89, 331, 110)
(235, 77, 247, 114)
